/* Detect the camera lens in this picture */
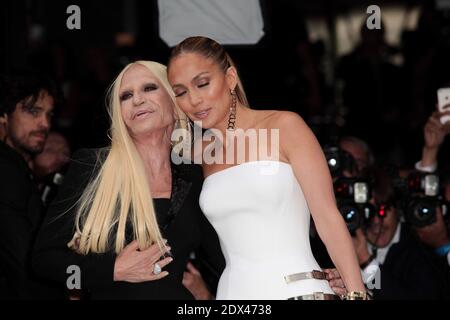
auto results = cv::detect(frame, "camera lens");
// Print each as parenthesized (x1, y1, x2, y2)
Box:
(339, 204, 361, 232)
(407, 198, 437, 227)
(414, 204, 432, 221)
(345, 207, 357, 222)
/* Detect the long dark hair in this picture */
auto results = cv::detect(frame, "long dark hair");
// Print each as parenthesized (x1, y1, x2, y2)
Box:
(0, 73, 62, 116)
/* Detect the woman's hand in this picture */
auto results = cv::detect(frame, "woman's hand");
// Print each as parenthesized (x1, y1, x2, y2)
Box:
(421, 109, 450, 167)
(423, 110, 449, 150)
(324, 268, 347, 297)
(113, 240, 172, 282)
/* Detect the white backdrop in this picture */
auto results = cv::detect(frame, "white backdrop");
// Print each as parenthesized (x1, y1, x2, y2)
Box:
(158, 0, 265, 46)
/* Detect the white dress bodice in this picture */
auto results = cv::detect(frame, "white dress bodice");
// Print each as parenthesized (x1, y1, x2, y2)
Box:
(199, 161, 334, 300)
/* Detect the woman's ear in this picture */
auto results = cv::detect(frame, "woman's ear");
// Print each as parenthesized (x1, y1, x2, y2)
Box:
(225, 66, 238, 91)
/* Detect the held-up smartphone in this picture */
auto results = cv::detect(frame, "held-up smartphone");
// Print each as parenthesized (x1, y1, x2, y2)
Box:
(437, 88, 450, 124)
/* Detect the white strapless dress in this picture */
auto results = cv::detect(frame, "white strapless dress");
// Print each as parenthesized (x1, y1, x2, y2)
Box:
(199, 161, 334, 300)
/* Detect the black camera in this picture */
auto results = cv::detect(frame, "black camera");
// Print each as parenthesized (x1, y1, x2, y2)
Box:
(324, 144, 375, 234)
(394, 171, 448, 228)
(324, 146, 356, 178)
(404, 196, 448, 228)
(338, 201, 375, 234)
(334, 177, 375, 234)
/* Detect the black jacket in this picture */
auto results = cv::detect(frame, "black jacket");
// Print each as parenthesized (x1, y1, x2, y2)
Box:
(32, 148, 225, 299)
(0, 141, 63, 299)
(372, 224, 444, 300)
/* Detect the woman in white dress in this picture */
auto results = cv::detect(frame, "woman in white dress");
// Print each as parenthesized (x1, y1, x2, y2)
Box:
(167, 37, 367, 300)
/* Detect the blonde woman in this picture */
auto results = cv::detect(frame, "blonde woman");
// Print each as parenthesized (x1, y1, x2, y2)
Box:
(32, 61, 224, 299)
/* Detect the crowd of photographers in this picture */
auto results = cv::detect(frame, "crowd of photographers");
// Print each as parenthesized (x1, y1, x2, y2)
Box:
(312, 110, 450, 299)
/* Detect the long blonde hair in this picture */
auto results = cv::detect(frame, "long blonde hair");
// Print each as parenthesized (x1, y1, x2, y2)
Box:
(74, 61, 190, 254)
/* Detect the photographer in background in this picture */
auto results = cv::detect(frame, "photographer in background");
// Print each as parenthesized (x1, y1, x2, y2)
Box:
(415, 109, 450, 173)
(312, 136, 374, 268)
(414, 109, 450, 262)
(320, 135, 374, 180)
(339, 136, 375, 178)
(412, 109, 450, 298)
(352, 167, 443, 299)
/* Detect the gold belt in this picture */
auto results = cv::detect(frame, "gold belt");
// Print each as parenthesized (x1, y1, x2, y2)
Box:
(284, 270, 327, 284)
(288, 292, 340, 300)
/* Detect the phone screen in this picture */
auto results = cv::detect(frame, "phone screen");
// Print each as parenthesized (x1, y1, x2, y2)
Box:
(437, 88, 450, 124)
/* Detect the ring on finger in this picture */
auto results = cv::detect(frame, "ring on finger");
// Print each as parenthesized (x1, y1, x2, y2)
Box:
(153, 262, 162, 275)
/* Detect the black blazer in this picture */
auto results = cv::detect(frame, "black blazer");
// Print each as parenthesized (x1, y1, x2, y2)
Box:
(0, 141, 62, 299)
(372, 224, 444, 300)
(32, 148, 225, 299)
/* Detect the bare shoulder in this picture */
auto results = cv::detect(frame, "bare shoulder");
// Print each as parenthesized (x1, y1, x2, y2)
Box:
(247, 109, 309, 134)
(267, 110, 307, 131)
(271, 111, 318, 159)
(248, 109, 277, 122)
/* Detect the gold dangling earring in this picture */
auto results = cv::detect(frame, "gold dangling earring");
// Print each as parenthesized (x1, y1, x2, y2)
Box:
(227, 89, 237, 131)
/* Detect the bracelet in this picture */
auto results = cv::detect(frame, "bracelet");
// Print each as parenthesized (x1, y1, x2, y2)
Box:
(415, 160, 437, 173)
(435, 242, 450, 256)
(342, 291, 370, 300)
